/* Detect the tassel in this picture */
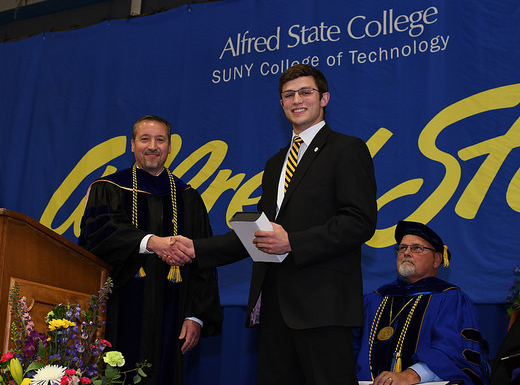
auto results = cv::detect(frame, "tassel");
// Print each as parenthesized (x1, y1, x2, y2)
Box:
(167, 266, 182, 283)
(392, 352, 402, 373)
(443, 245, 450, 267)
(138, 267, 146, 277)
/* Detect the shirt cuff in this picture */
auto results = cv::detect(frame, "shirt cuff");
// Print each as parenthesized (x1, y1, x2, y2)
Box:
(140, 234, 154, 254)
(185, 317, 203, 327)
(409, 362, 442, 383)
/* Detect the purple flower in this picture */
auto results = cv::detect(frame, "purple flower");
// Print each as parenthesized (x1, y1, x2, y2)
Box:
(22, 329, 47, 358)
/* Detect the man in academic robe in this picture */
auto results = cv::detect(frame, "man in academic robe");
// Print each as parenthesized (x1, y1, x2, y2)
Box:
(355, 220, 490, 385)
(79, 115, 222, 384)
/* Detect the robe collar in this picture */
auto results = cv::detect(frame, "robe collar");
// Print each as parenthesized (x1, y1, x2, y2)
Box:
(98, 167, 188, 196)
(376, 276, 458, 297)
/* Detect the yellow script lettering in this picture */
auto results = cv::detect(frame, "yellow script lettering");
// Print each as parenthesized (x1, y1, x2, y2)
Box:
(40, 136, 126, 236)
(457, 115, 520, 218)
(368, 83, 520, 247)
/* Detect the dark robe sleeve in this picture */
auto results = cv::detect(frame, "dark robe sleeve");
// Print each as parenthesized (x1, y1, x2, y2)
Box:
(79, 181, 223, 337)
(79, 180, 148, 287)
(413, 290, 490, 384)
(180, 187, 223, 337)
(490, 315, 520, 384)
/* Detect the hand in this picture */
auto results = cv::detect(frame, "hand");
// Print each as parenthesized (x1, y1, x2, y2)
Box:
(179, 319, 201, 354)
(372, 369, 421, 385)
(252, 222, 291, 255)
(146, 235, 194, 266)
(170, 235, 196, 262)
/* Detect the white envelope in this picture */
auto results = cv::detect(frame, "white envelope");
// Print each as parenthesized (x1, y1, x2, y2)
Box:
(229, 211, 288, 263)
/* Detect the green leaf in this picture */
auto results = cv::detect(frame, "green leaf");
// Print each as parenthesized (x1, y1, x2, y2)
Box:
(133, 374, 141, 383)
(137, 368, 147, 377)
(37, 339, 46, 358)
(104, 365, 120, 379)
(26, 361, 44, 372)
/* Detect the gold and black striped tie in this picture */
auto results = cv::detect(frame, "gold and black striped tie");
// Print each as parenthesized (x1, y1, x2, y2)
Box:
(284, 136, 303, 193)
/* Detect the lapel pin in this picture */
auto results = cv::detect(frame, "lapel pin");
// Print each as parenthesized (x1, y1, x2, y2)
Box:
(314, 147, 319, 152)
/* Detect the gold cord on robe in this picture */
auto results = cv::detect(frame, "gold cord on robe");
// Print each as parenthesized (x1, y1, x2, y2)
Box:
(132, 164, 181, 282)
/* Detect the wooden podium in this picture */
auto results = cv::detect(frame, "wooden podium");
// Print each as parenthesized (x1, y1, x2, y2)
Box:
(0, 208, 111, 351)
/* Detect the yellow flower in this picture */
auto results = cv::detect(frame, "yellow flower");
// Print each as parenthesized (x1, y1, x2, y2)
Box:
(9, 357, 23, 385)
(103, 351, 125, 367)
(47, 319, 76, 331)
(21, 378, 31, 385)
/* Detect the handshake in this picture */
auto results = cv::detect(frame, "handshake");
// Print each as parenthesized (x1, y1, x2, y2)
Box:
(146, 222, 292, 267)
(147, 235, 196, 266)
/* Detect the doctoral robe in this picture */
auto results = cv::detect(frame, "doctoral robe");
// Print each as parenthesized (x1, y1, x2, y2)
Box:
(355, 276, 489, 385)
(79, 167, 222, 384)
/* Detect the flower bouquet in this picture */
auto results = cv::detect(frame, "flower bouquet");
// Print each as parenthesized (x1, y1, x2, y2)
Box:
(0, 278, 150, 385)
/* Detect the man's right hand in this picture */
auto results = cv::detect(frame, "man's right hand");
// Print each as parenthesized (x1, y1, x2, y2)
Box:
(146, 235, 195, 266)
(171, 235, 196, 263)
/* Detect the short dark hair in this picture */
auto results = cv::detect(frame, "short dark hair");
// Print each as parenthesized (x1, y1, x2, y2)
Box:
(132, 115, 172, 142)
(278, 64, 329, 96)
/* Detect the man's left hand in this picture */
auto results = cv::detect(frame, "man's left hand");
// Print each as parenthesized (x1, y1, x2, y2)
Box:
(372, 369, 421, 385)
(253, 222, 291, 255)
(179, 319, 201, 354)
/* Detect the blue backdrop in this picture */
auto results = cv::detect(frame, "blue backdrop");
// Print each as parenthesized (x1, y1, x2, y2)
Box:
(1, 0, 519, 382)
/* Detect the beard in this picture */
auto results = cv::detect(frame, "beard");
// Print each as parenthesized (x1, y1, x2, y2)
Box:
(398, 261, 416, 278)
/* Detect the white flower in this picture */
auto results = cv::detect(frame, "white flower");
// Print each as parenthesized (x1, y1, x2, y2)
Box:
(30, 364, 67, 385)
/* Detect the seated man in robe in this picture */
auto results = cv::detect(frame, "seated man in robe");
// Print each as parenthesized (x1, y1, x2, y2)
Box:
(355, 220, 490, 385)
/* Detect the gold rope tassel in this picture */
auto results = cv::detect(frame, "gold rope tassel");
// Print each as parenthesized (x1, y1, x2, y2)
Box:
(132, 166, 149, 279)
(166, 169, 181, 282)
(391, 295, 423, 375)
(132, 165, 183, 282)
(167, 265, 183, 283)
(392, 352, 402, 373)
(443, 245, 450, 267)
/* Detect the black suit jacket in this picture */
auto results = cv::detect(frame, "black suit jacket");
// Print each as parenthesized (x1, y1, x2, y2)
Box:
(195, 124, 377, 329)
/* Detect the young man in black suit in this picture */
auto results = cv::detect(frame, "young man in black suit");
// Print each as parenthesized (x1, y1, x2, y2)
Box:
(170, 64, 378, 385)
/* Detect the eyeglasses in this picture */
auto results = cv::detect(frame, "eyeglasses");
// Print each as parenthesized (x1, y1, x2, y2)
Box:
(281, 87, 321, 100)
(394, 244, 437, 254)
